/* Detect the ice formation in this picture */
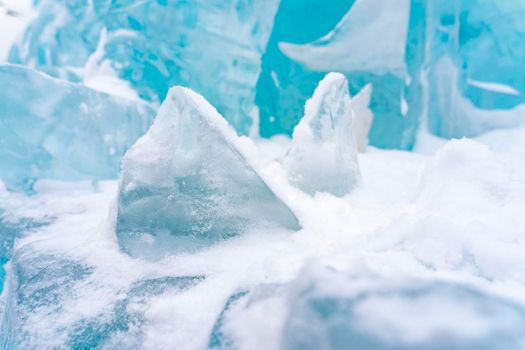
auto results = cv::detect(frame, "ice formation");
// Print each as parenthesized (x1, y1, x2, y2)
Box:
(116, 87, 300, 260)
(211, 266, 525, 349)
(0, 64, 155, 191)
(283, 73, 361, 196)
(10, 0, 279, 134)
(2, 241, 205, 348)
(257, 0, 416, 150)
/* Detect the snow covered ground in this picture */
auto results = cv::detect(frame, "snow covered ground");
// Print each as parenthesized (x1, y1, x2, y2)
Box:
(1, 124, 524, 348)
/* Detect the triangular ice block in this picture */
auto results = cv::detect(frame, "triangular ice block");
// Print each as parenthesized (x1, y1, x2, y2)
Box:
(283, 73, 361, 196)
(116, 87, 300, 260)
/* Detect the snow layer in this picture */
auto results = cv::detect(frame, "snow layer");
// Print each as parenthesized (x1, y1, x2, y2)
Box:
(1, 122, 525, 348)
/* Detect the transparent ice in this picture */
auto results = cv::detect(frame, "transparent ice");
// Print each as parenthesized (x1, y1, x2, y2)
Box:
(283, 73, 362, 196)
(116, 87, 300, 260)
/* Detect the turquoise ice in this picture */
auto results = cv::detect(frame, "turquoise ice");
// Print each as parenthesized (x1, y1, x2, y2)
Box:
(257, 0, 416, 150)
(0, 64, 155, 192)
(10, 0, 525, 146)
(418, 0, 525, 138)
(1, 241, 204, 348)
(10, 0, 279, 134)
(116, 87, 300, 260)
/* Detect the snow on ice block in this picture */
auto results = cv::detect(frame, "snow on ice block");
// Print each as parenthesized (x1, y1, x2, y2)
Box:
(213, 266, 525, 350)
(1, 242, 204, 348)
(283, 73, 362, 196)
(115, 87, 300, 260)
(0, 64, 155, 192)
(279, 0, 409, 76)
(281, 268, 525, 350)
(0, 214, 49, 294)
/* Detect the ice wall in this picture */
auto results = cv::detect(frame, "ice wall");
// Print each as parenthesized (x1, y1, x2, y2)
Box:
(411, 0, 525, 139)
(10, 0, 280, 134)
(0, 64, 154, 191)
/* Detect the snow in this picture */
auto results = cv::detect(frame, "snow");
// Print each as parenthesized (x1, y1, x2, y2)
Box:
(1, 122, 525, 348)
(0, 0, 31, 61)
(467, 79, 521, 96)
(279, 0, 410, 76)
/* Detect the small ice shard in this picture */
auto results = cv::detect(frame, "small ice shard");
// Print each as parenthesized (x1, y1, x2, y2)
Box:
(115, 87, 300, 260)
(279, 0, 410, 76)
(351, 84, 373, 152)
(283, 73, 361, 196)
(0, 64, 155, 192)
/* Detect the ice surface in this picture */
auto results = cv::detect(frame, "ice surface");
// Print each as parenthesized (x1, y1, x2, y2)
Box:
(2, 241, 204, 349)
(10, 0, 279, 134)
(280, 267, 525, 350)
(0, 214, 48, 294)
(116, 87, 300, 260)
(283, 73, 361, 196)
(212, 266, 525, 350)
(0, 64, 155, 191)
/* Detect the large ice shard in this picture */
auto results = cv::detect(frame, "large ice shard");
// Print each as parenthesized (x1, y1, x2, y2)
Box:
(116, 87, 300, 260)
(10, 0, 280, 134)
(0, 64, 155, 191)
(283, 73, 361, 196)
(256, 0, 416, 150)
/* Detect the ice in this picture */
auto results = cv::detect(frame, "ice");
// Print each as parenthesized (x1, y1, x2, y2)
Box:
(0, 215, 48, 294)
(280, 267, 525, 350)
(283, 73, 361, 196)
(212, 266, 525, 350)
(0, 64, 155, 192)
(349, 84, 373, 152)
(411, 0, 525, 139)
(115, 87, 300, 260)
(2, 241, 204, 348)
(10, 0, 279, 134)
(256, 0, 417, 150)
